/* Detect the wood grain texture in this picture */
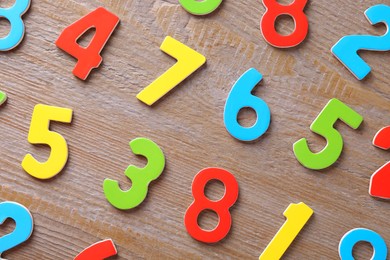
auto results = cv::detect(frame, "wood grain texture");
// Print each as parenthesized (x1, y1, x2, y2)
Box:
(0, 0, 389, 259)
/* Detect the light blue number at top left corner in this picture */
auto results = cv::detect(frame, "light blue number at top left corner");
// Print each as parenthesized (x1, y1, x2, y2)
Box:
(0, 0, 31, 51)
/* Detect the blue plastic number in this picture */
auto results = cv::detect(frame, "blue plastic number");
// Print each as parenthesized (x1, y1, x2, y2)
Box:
(0, 201, 34, 257)
(0, 0, 31, 51)
(223, 68, 271, 142)
(331, 4, 390, 80)
(339, 228, 387, 260)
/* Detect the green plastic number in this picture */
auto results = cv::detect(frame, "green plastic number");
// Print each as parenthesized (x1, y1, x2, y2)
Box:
(179, 0, 223, 15)
(0, 91, 6, 106)
(293, 99, 363, 170)
(103, 138, 165, 210)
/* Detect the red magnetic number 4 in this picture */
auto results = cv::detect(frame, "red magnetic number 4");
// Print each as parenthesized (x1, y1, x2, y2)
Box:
(56, 7, 119, 80)
(369, 126, 390, 199)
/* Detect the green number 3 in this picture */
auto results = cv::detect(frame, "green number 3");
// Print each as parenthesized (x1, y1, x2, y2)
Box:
(293, 99, 363, 170)
(103, 138, 165, 210)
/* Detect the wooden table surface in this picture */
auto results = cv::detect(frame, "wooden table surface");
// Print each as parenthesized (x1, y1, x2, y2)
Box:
(0, 0, 389, 259)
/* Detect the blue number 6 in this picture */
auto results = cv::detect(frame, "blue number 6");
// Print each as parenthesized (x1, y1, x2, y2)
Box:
(339, 228, 387, 260)
(331, 4, 390, 80)
(0, 0, 31, 51)
(223, 68, 271, 142)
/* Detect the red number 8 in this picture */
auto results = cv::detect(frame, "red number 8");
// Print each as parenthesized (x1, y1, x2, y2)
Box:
(184, 168, 239, 243)
(260, 0, 309, 48)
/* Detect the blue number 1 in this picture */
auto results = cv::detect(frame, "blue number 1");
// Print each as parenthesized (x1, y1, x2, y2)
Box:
(331, 4, 390, 80)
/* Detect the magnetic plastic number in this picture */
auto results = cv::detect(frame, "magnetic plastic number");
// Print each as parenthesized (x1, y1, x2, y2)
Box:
(293, 98, 363, 170)
(56, 7, 120, 80)
(0, 91, 7, 106)
(332, 4, 390, 80)
(339, 228, 387, 260)
(0, 202, 34, 257)
(21, 104, 73, 179)
(369, 126, 390, 199)
(179, 0, 223, 15)
(260, 0, 309, 48)
(137, 36, 206, 106)
(103, 138, 165, 210)
(74, 239, 117, 260)
(184, 168, 239, 243)
(373, 126, 390, 149)
(224, 68, 271, 142)
(259, 202, 313, 259)
(0, 0, 31, 51)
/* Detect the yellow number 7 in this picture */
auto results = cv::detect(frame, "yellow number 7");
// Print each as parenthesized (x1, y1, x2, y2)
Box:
(22, 104, 73, 179)
(137, 36, 206, 106)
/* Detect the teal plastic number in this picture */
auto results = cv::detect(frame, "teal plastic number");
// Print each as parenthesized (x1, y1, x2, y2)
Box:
(0, 201, 34, 257)
(179, 0, 223, 15)
(331, 4, 390, 80)
(223, 68, 271, 142)
(103, 138, 165, 210)
(339, 228, 387, 260)
(293, 99, 363, 170)
(0, 0, 31, 51)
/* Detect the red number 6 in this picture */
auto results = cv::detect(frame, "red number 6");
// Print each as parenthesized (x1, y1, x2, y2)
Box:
(184, 168, 239, 243)
(260, 0, 309, 48)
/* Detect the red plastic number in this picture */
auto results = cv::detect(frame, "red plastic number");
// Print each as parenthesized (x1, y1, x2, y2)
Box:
(369, 126, 390, 199)
(56, 7, 119, 80)
(260, 0, 308, 48)
(74, 239, 117, 260)
(184, 168, 239, 243)
(374, 126, 390, 150)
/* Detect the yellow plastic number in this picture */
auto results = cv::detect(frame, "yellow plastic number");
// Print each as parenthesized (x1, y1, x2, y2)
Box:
(259, 202, 313, 260)
(137, 36, 206, 106)
(22, 104, 73, 180)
